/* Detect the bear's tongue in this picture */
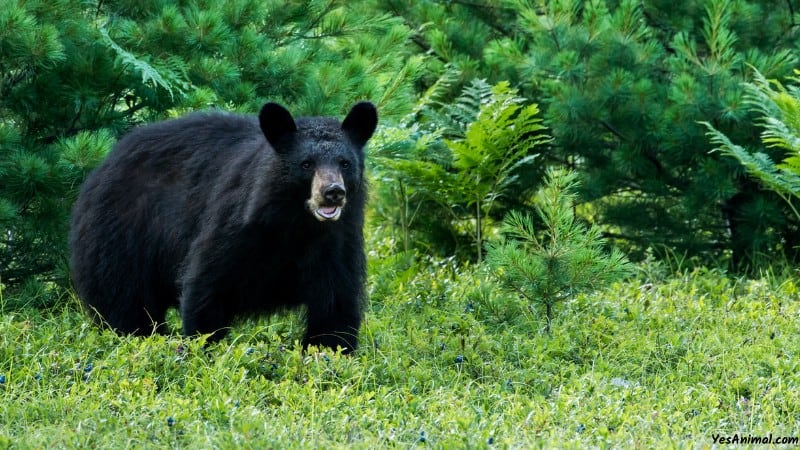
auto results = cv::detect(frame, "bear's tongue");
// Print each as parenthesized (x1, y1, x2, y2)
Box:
(319, 206, 339, 218)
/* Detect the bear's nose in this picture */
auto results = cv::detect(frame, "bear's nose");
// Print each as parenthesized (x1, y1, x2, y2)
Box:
(323, 184, 346, 204)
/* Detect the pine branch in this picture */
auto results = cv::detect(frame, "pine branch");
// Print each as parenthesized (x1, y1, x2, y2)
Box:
(444, 0, 515, 36)
(0, 67, 35, 103)
(599, 119, 628, 141)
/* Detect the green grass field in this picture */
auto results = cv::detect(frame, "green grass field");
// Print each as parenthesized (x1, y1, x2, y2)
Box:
(1, 253, 798, 449)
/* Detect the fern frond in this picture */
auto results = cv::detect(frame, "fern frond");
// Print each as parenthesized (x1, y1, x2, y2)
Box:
(440, 78, 494, 133)
(704, 121, 800, 217)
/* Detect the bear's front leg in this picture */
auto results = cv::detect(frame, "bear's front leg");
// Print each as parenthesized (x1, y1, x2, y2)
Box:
(303, 297, 362, 354)
(301, 234, 366, 353)
(301, 251, 365, 354)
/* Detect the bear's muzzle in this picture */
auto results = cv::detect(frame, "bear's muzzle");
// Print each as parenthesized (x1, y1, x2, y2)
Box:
(307, 167, 346, 221)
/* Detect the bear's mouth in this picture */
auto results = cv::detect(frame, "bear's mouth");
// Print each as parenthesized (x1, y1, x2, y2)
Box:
(313, 205, 342, 221)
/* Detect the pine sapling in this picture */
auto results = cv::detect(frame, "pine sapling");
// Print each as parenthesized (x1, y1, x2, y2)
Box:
(485, 169, 634, 333)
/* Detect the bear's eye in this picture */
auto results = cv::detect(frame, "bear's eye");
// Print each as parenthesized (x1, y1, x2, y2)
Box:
(301, 160, 313, 170)
(340, 160, 351, 169)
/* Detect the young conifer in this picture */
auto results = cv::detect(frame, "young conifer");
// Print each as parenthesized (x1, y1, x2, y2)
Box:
(485, 169, 634, 333)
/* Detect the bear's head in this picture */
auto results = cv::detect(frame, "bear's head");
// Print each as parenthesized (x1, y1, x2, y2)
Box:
(259, 102, 378, 222)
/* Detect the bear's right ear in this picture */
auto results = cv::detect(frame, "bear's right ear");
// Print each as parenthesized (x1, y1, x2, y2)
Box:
(259, 102, 297, 147)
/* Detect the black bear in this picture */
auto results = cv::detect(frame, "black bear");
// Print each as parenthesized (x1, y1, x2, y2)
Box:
(69, 102, 377, 353)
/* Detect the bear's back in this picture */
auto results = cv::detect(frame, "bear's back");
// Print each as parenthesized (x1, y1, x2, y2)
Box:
(104, 111, 263, 184)
(76, 111, 268, 216)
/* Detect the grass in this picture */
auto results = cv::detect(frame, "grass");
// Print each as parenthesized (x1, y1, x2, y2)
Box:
(1, 251, 799, 448)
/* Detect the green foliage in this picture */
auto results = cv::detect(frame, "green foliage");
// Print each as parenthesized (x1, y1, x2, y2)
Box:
(371, 80, 549, 261)
(2, 252, 799, 447)
(704, 69, 800, 220)
(5, 0, 800, 302)
(485, 169, 634, 332)
(382, 0, 800, 269)
(521, 0, 797, 266)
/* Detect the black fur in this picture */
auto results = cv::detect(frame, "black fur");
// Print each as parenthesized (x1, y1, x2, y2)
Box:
(69, 102, 377, 353)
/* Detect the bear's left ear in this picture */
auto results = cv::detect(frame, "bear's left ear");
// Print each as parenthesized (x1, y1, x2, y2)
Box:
(259, 102, 297, 148)
(342, 102, 378, 148)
